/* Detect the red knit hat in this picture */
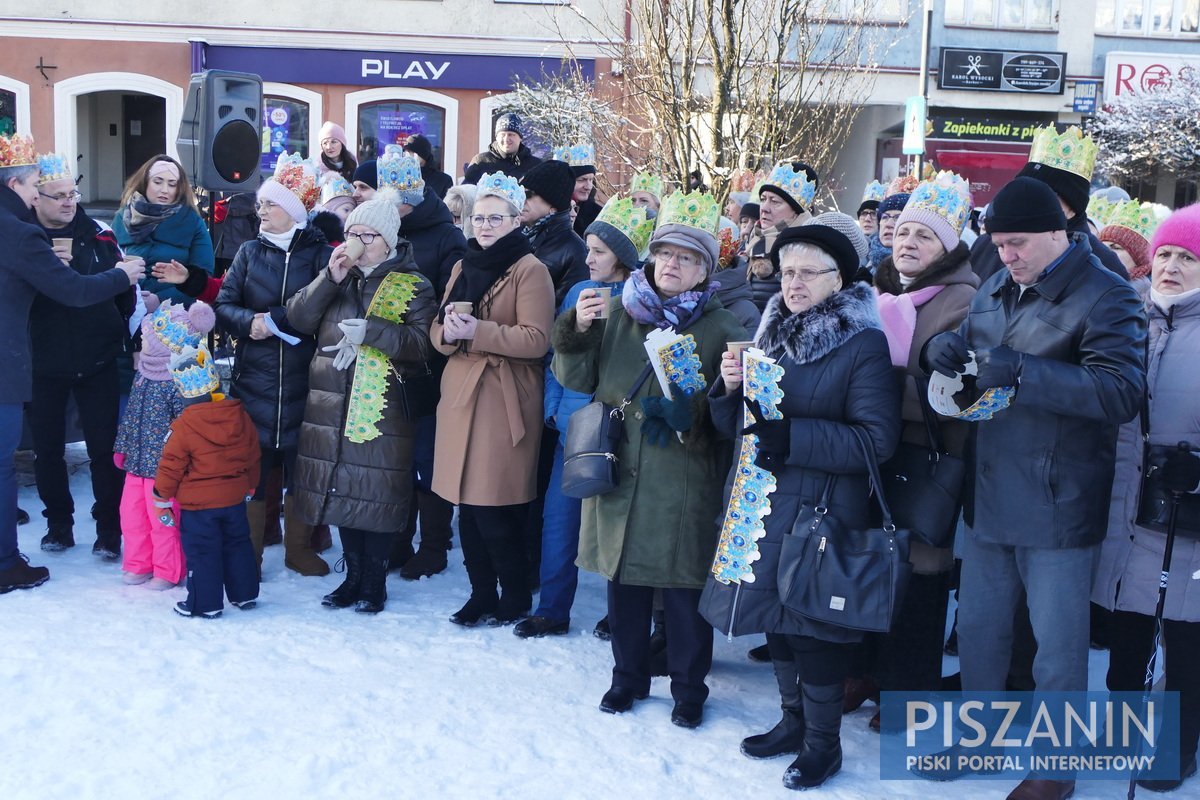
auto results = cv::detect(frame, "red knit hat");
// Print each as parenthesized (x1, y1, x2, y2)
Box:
(1099, 224, 1150, 278)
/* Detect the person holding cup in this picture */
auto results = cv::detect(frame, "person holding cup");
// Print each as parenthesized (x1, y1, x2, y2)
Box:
(430, 172, 556, 627)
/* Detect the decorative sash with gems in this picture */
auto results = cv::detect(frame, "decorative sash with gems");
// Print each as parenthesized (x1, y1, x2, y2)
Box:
(343, 271, 422, 444)
(711, 349, 785, 584)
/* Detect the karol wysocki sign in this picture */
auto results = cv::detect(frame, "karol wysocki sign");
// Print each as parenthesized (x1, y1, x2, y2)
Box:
(939, 48, 1066, 95)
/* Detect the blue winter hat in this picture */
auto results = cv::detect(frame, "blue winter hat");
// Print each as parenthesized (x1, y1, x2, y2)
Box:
(877, 192, 910, 220)
(494, 113, 524, 139)
(352, 160, 378, 190)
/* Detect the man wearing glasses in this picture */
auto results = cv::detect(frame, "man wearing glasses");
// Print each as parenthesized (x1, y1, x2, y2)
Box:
(27, 156, 136, 560)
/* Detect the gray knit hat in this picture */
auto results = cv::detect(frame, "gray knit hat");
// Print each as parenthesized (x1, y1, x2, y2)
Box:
(585, 220, 639, 271)
(648, 223, 719, 275)
(344, 191, 401, 255)
(808, 211, 869, 266)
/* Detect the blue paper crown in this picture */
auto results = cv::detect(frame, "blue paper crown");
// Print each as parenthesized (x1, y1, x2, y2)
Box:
(378, 146, 425, 205)
(763, 161, 817, 210)
(36, 152, 73, 186)
(169, 345, 221, 399)
(862, 180, 887, 203)
(904, 171, 973, 238)
(552, 143, 596, 167)
(476, 171, 526, 211)
(151, 302, 202, 353)
(319, 173, 354, 205)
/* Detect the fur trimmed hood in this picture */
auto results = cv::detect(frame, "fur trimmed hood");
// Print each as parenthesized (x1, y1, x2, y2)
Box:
(754, 281, 881, 365)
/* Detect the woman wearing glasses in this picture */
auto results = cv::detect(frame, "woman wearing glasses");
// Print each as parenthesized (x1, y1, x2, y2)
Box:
(700, 225, 899, 790)
(112, 154, 214, 306)
(430, 172, 556, 627)
(214, 165, 331, 577)
(287, 195, 436, 613)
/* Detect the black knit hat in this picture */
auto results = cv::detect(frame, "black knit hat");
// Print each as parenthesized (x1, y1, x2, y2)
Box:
(571, 164, 597, 178)
(494, 113, 524, 138)
(986, 176, 1068, 234)
(740, 202, 760, 222)
(520, 159, 575, 213)
(857, 199, 881, 216)
(402, 134, 434, 167)
(771, 224, 859, 287)
(876, 193, 909, 220)
(352, 160, 378, 190)
(1018, 161, 1089, 219)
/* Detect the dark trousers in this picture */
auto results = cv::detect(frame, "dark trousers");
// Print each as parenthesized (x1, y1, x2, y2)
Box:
(1106, 609, 1200, 764)
(0, 403, 23, 570)
(458, 503, 531, 611)
(180, 503, 259, 614)
(339, 526, 392, 558)
(252, 445, 296, 499)
(767, 632, 855, 687)
(29, 362, 123, 530)
(877, 570, 952, 692)
(607, 577, 713, 705)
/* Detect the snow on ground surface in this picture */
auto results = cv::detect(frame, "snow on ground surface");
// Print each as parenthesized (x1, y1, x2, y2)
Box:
(2, 445, 1142, 799)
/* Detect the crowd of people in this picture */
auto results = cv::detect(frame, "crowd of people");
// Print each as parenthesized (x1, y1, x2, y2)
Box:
(1, 113, 1199, 798)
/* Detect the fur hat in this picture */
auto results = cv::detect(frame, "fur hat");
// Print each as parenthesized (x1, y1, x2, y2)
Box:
(345, 193, 401, 254)
(986, 177, 1067, 234)
(520, 159, 575, 213)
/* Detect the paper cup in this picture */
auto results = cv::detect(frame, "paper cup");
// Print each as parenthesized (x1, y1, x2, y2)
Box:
(727, 340, 754, 360)
(52, 237, 72, 250)
(449, 301, 473, 316)
(593, 286, 613, 318)
(342, 237, 365, 262)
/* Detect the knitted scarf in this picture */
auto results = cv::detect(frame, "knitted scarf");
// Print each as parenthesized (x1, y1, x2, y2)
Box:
(121, 192, 181, 244)
(443, 227, 532, 321)
(621, 267, 716, 331)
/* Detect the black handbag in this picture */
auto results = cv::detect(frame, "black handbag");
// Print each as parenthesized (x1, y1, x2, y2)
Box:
(876, 379, 965, 548)
(395, 363, 440, 421)
(561, 364, 654, 499)
(777, 426, 914, 634)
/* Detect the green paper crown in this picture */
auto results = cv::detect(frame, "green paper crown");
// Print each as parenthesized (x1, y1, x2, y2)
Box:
(1028, 125, 1098, 181)
(1105, 200, 1166, 243)
(595, 196, 655, 254)
(630, 170, 664, 201)
(657, 191, 720, 236)
(1088, 194, 1119, 227)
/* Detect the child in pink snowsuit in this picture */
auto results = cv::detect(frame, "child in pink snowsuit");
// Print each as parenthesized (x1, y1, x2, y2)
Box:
(114, 299, 215, 588)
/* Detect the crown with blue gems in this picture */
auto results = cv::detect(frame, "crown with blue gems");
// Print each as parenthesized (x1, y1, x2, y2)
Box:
(656, 191, 720, 236)
(630, 170, 664, 201)
(273, 151, 319, 211)
(1028, 125, 1098, 181)
(475, 171, 526, 211)
(169, 345, 221, 399)
(762, 161, 817, 210)
(151, 301, 205, 353)
(35, 152, 73, 186)
(0, 133, 37, 168)
(862, 180, 887, 203)
(318, 172, 354, 206)
(378, 145, 425, 205)
(904, 171, 973, 237)
(595, 195, 655, 254)
(552, 143, 595, 168)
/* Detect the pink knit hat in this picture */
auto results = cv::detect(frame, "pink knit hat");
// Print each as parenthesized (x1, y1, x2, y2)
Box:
(1150, 203, 1200, 261)
(319, 121, 348, 150)
(138, 300, 216, 382)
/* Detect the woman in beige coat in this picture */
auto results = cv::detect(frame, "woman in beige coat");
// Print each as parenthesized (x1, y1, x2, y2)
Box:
(430, 172, 555, 627)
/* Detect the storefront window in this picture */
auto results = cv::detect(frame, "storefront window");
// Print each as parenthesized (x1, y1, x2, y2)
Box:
(0, 89, 15, 137)
(945, 0, 1057, 27)
(357, 101, 445, 167)
(262, 96, 310, 173)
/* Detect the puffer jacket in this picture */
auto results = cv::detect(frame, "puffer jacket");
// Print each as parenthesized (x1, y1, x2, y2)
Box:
(699, 283, 901, 642)
(462, 143, 543, 185)
(1094, 291, 1200, 622)
(527, 210, 589, 307)
(286, 244, 436, 533)
(400, 187, 467, 296)
(712, 262, 761, 338)
(214, 225, 331, 450)
(154, 398, 261, 511)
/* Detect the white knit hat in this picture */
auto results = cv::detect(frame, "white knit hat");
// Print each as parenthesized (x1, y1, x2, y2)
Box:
(257, 179, 307, 225)
(344, 191, 401, 254)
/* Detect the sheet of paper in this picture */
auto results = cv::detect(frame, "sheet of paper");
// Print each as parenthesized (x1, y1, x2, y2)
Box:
(263, 314, 301, 346)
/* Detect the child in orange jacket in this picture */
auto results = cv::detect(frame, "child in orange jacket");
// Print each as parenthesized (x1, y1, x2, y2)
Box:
(154, 345, 261, 618)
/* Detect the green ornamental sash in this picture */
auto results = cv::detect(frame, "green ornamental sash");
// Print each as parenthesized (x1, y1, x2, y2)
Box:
(343, 271, 422, 444)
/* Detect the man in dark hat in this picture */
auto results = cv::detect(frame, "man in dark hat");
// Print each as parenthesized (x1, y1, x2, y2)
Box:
(915, 177, 1146, 800)
(402, 134, 453, 199)
(519, 159, 588, 306)
(463, 113, 543, 185)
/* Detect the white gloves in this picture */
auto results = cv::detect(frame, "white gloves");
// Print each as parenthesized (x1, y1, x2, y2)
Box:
(338, 318, 368, 345)
(321, 319, 368, 371)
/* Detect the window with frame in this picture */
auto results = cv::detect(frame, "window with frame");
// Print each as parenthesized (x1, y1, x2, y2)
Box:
(261, 96, 311, 174)
(945, 0, 1056, 28)
(1095, 0, 1200, 35)
(0, 89, 15, 137)
(814, 0, 906, 20)
(358, 100, 446, 167)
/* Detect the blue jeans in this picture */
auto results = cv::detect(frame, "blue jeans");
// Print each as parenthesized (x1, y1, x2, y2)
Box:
(0, 403, 24, 570)
(534, 443, 582, 622)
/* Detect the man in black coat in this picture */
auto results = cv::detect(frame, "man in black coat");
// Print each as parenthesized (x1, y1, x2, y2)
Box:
(402, 134, 453, 200)
(519, 160, 589, 306)
(462, 114, 542, 185)
(0, 143, 142, 595)
(29, 163, 134, 558)
(399, 185, 466, 298)
(917, 178, 1146, 800)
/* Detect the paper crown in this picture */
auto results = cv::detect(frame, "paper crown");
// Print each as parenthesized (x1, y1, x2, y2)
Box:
(475, 171, 526, 211)
(378, 145, 425, 204)
(1087, 194, 1119, 227)
(657, 191, 720, 236)
(552, 143, 596, 168)
(904, 171, 973, 237)
(717, 227, 739, 268)
(1105, 200, 1167, 243)
(273, 151, 319, 212)
(886, 174, 920, 197)
(630, 170, 664, 201)
(170, 345, 221, 399)
(0, 133, 36, 169)
(595, 195, 655, 255)
(862, 180, 887, 203)
(151, 301, 205, 353)
(318, 172, 354, 206)
(762, 161, 817, 210)
(35, 152, 73, 186)
(1028, 125, 1098, 181)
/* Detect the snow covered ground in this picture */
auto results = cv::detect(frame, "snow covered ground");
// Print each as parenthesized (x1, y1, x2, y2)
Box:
(2, 445, 1142, 799)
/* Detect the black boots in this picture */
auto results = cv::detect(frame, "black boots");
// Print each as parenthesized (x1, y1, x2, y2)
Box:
(40, 523, 74, 552)
(322, 551, 363, 608)
(743, 658, 806, 759)
(782, 682, 844, 791)
(600, 686, 648, 714)
(450, 594, 498, 626)
(0, 555, 50, 594)
(400, 489, 454, 580)
(354, 556, 388, 614)
(92, 527, 121, 561)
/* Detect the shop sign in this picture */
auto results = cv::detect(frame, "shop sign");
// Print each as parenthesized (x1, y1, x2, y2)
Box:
(1072, 80, 1100, 114)
(938, 48, 1066, 94)
(929, 116, 1058, 143)
(1103, 52, 1200, 103)
(205, 45, 594, 91)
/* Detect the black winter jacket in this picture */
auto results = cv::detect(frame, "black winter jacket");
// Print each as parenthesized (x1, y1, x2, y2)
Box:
(573, 198, 602, 238)
(462, 143, 543, 185)
(32, 207, 134, 378)
(712, 263, 761, 338)
(970, 213, 1129, 283)
(0, 186, 130, 403)
(526, 211, 589, 307)
(214, 225, 332, 450)
(400, 187, 467, 297)
(421, 167, 453, 199)
(956, 234, 1146, 548)
(699, 283, 901, 642)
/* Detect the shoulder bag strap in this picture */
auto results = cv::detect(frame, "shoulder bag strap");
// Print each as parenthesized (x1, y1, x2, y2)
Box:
(612, 362, 656, 421)
(851, 425, 896, 531)
(915, 375, 945, 453)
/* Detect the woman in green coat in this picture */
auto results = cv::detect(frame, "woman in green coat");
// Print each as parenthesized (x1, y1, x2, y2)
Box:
(552, 192, 743, 730)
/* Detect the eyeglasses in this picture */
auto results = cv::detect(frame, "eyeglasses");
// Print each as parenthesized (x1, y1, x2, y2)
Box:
(880, 212, 901, 222)
(654, 248, 700, 268)
(469, 214, 517, 228)
(346, 231, 381, 244)
(780, 267, 837, 284)
(39, 190, 82, 202)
